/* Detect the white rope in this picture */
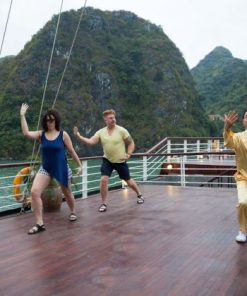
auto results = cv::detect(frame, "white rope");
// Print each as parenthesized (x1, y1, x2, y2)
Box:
(52, 0, 88, 108)
(27, 0, 65, 183)
(24, 0, 88, 194)
(0, 0, 14, 57)
(32, 0, 88, 166)
(35, 0, 65, 137)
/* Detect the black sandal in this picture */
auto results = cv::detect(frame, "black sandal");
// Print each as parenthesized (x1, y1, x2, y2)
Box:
(98, 204, 107, 212)
(137, 195, 144, 204)
(28, 224, 46, 235)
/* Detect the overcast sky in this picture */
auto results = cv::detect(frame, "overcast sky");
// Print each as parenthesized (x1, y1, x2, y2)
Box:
(0, 0, 246, 68)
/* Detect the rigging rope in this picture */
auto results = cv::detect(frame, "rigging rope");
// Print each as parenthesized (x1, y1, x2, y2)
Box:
(21, 0, 65, 199)
(28, 0, 65, 172)
(52, 0, 88, 108)
(21, 0, 89, 203)
(0, 0, 14, 57)
(29, 0, 88, 177)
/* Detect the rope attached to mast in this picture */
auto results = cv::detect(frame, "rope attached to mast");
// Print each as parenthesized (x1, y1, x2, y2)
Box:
(52, 0, 88, 108)
(28, 0, 65, 171)
(0, 0, 14, 57)
(26, 0, 89, 193)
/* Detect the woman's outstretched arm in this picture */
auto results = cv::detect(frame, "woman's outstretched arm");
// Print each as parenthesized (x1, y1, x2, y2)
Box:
(20, 103, 41, 140)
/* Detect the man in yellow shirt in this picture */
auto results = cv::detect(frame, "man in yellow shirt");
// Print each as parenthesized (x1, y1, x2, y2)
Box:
(224, 110, 247, 242)
(74, 109, 144, 212)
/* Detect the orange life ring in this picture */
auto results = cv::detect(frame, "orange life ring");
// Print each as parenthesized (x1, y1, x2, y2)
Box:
(13, 167, 31, 202)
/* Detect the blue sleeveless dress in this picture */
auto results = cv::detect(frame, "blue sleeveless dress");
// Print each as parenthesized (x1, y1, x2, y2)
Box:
(41, 131, 69, 187)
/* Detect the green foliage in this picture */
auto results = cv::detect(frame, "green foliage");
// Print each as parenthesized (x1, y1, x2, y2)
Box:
(0, 8, 213, 159)
(191, 46, 247, 126)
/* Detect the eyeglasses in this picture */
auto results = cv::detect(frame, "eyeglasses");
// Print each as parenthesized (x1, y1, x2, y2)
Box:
(46, 118, 55, 122)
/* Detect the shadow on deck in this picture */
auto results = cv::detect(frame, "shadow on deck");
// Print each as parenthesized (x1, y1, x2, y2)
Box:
(0, 185, 247, 296)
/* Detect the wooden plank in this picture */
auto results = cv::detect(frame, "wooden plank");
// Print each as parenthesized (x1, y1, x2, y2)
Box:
(0, 185, 246, 296)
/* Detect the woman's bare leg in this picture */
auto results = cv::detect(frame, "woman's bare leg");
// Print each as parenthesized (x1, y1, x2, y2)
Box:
(31, 173, 51, 225)
(60, 181, 75, 214)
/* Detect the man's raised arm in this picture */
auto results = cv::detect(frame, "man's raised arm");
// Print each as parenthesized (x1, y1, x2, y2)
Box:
(73, 126, 99, 145)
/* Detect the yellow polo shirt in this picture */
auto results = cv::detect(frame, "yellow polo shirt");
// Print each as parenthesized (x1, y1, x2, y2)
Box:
(94, 125, 130, 163)
(224, 129, 247, 181)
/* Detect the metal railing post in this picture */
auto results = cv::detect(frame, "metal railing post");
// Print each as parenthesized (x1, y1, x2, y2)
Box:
(82, 160, 88, 199)
(208, 140, 212, 160)
(197, 140, 200, 152)
(143, 156, 148, 181)
(207, 140, 212, 151)
(167, 140, 171, 162)
(180, 156, 186, 187)
(196, 140, 200, 159)
(184, 139, 187, 161)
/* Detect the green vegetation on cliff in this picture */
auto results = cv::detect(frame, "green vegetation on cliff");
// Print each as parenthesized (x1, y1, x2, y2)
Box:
(0, 8, 213, 159)
(192, 47, 247, 115)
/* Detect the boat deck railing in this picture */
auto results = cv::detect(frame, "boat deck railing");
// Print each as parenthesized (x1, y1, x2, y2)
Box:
(0, 137, 236, 214)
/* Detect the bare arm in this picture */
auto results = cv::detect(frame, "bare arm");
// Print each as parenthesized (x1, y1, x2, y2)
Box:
(121, 136, 135, 161)
(20, 103, 41, 140)
(73, 126, 99, 145)
(63, 131, 82, 176)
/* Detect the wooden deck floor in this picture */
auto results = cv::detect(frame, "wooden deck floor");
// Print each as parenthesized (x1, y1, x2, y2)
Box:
(0, 185, 247, 296)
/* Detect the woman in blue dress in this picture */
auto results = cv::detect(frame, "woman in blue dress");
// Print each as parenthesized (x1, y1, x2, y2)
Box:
(20, 103, 82, 234)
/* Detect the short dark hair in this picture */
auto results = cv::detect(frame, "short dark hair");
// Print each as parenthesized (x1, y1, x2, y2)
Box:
(41, 109, 61, 131)
(243, 111, 247, 119)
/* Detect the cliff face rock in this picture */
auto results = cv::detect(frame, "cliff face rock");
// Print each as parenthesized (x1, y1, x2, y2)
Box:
(191, 46, 247, 115)
(0, 7, 213, 159)
(93, 72, 112, 103)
